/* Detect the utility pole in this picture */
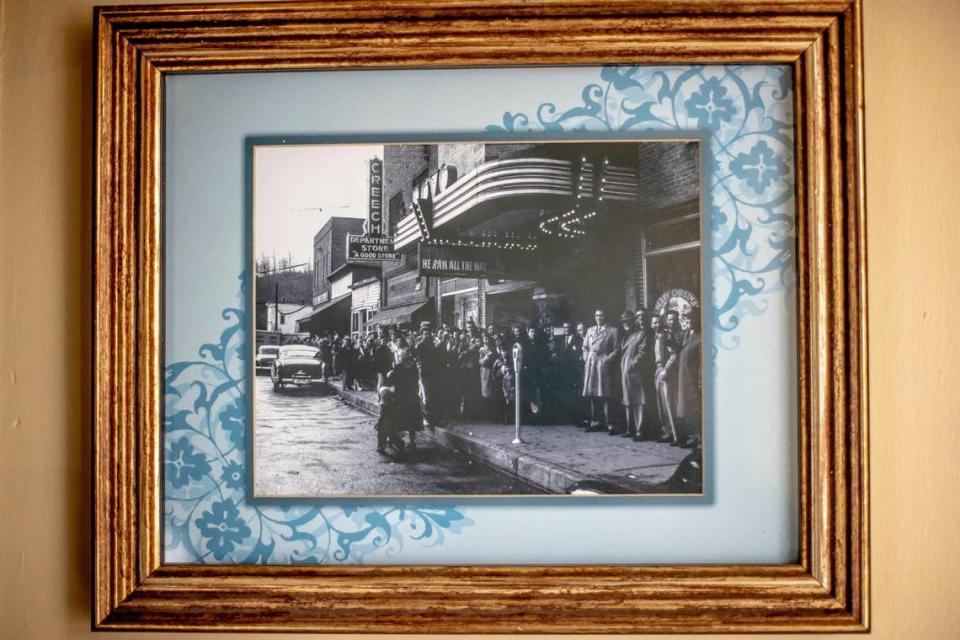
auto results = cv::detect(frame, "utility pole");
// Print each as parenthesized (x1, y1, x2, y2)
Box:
(274, 282, 279, 331)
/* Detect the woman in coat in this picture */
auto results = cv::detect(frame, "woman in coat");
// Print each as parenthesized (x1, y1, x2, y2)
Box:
(497, 343, 515, 425)
(478, 336, 498, 420)
(375, 341, 423, 454)
(339, 337, 358, 390)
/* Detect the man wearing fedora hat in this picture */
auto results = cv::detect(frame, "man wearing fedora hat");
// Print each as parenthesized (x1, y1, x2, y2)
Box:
(620, 308, 653, 441)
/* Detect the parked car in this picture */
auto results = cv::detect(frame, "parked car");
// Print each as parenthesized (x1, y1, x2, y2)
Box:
(255, 345, 280, 375)
(270, 345, 324, 391)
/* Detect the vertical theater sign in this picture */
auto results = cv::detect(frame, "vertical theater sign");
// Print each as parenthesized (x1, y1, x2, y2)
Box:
(346, 157, 400, 262)
(366, 156, 384, 236)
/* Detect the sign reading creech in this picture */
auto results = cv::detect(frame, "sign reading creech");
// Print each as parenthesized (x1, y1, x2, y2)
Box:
(347, 234, 400, 262)
(346, 157, 399, 262)
(367, 157, 384, 237)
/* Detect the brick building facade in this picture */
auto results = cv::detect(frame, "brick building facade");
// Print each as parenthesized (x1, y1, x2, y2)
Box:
(311, 217, 364, 306)
(298, 216, 366, 337)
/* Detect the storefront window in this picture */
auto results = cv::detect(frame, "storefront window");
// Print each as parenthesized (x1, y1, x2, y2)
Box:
(645, 214, 700, 252)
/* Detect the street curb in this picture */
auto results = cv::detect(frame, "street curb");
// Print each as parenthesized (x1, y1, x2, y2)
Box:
(324, 381, 589, 493)
(420, 423, 587, 494)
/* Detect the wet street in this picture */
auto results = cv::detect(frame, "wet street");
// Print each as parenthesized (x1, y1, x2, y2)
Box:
(252, 375, 543, 497)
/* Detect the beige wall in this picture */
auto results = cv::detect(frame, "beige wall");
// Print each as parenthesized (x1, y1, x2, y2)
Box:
(2, 0, 959, 637)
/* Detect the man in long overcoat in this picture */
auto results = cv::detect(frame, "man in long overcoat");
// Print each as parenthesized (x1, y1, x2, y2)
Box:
(675, 313, 702, 448)
(620, 308, 653, 441)
(413, 321, 442, 427)
(521, 326, 547, 423)
(582, 309, 620, 433)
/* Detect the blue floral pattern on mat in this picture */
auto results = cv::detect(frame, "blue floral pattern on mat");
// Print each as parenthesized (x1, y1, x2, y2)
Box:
(164, 64, 794, 564)
(164, 282, 472, 563)
(487, 65, 796, 347)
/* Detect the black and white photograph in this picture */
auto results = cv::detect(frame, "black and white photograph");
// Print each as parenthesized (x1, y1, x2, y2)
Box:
(252, 140, 703, 498)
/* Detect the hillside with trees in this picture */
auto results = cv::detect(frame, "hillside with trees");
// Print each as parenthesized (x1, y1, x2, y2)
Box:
(255, 253, 313, 329)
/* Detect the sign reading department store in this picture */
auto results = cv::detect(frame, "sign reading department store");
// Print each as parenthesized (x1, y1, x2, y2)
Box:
(346, 234, 400, 261)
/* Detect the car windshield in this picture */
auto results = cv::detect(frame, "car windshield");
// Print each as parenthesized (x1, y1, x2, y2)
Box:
(259, 346, 279, 355)
(279, 346, 319, 359)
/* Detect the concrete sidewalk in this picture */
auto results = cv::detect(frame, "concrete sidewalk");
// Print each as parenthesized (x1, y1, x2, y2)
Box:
(324, 380, 699, 494)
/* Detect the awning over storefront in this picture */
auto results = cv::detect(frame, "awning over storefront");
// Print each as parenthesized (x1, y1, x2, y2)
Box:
(368, 301, 430, 327)
(296, 293, 351, 333)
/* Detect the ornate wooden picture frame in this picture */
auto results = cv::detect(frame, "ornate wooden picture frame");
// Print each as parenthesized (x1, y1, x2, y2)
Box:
(93, 0, 867, 632)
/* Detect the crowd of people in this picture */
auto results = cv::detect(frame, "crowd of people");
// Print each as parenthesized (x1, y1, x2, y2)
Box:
(304, 307, 701, 455)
